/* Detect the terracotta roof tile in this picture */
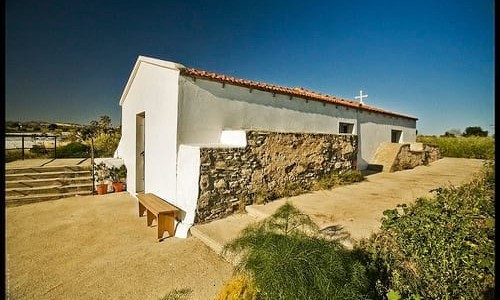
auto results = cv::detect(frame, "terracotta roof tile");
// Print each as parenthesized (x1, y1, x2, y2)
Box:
(180, 68, 417, 120)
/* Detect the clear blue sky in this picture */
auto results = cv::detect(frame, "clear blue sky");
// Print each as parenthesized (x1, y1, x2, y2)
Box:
(5, 0, 495, 135)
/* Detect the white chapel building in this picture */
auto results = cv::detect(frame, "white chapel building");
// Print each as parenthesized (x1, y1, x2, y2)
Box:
(115, 55, 418, 237)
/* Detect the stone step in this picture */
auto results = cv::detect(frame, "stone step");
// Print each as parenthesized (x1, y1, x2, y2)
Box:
(5, 191, 94, 207)
(5, 165, 92, 175)
(6, 177, 93, 189)
(5, 170, 92, 181)
(5, 183, 93, 197)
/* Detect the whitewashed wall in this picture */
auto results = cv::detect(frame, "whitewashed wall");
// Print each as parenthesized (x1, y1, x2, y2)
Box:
(174, 145, 201, 238)
(115, 56, 417, 239)
(358, 114, 417, 169)
(115, 57, 180, 202)
(177, 76, 416, 168)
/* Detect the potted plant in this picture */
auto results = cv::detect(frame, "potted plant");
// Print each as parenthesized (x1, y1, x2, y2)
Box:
(95, 162, 110, 195)
(110, 164, 127, 192)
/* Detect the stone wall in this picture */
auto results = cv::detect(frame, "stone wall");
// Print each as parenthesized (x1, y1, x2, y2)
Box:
(196, 131, 357, 223)
(391, 143, 441, 172)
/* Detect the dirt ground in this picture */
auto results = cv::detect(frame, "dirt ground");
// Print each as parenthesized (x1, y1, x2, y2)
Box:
(5, 158, 486, 299)
(5, 192, 233, 300)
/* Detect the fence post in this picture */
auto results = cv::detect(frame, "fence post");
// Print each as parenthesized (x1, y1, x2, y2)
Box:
(54, 136, 57, 159)
(91, 138, 95, 195)
(21, 135, 25, 160)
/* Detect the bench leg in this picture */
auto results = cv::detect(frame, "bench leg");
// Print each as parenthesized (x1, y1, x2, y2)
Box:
(139, 202, 146, 217)
(157, 214, 175, 240)
(147, 210, 155, 227)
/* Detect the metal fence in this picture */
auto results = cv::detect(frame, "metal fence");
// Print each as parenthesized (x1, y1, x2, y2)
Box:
(5, 133, 58, 160)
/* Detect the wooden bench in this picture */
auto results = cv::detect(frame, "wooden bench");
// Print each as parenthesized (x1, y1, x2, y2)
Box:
(137, 193, 181, 241)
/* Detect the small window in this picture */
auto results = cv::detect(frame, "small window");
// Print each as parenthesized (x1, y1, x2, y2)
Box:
(391, 130, 402, 143)
(339, 122, 354, 134)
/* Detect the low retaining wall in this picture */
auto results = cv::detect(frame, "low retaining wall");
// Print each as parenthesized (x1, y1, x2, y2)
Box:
(391, 143, 440, 172)
(195, 131, 357, 223)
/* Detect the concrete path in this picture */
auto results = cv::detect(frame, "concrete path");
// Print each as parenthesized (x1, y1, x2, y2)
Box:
(191, 158, 485, 256)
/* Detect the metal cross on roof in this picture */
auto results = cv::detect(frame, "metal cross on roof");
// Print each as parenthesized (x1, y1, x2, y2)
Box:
(355, 90, 368, 104)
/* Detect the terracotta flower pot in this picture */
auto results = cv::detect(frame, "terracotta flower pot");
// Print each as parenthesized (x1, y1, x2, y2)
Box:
(112, 182, 124, 193)
(96, 183, 108, 195)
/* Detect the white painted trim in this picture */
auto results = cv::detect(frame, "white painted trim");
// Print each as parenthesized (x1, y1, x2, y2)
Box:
(220, 130, 247, 147)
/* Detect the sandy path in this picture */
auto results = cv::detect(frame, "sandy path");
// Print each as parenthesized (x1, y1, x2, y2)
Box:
(5, 192, 233, 300)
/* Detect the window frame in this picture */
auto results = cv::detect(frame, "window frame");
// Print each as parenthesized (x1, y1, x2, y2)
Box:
(338, 122, 355, 134)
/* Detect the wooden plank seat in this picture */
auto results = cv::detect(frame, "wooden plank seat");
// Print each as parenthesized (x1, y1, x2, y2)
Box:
(137, 193, 181, 241)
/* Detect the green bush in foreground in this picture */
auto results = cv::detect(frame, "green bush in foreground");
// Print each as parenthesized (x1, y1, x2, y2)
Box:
(223, 203, 374, 300)
(223, 162, 494, 299)
(417, 135, 494, 159)
(358, 160, 495, 299)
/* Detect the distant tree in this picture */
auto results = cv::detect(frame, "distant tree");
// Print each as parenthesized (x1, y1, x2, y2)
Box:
(98, 115, 112, 133)
(48, 123, 58, 131)
(442, 132, 456, 137)
(444, 128, 462, 136)
(69, 115, 120, 158)
(463, 126, 488, 137)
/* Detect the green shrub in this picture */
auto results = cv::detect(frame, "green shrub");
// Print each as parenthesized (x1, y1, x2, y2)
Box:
(358, 161, 495, 299)
(417, 135, 494, 159)
(94, 132, 120, 157)
(251, 170, 364, 205)
(338, 169, 365, 183)
(30, 144, 48, 154)
(56, 142, 90, 158)
(5, 149, 41, 162)
(279, 181, 309, 198)
(312, 169, 364, 190)
(223, 203, 375, 300)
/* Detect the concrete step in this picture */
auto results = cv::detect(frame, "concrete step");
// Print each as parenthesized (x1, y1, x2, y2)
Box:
(191, 203, 356, 262)
(5, 191, 94, 207)
(6, 177, 93, 189)
(4, 159, 96, 207)
(246, 202, 355, 248)
(5, 183, 93, 197)
(244, 205, 271, 219)
(190, 213, 261, 264)
(5, 165, 92, 175)
(5, 170, 92, 181)
(369, 142, 403, 172)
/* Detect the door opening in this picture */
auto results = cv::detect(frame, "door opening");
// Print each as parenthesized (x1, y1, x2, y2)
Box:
(136, 112, 145, 192)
